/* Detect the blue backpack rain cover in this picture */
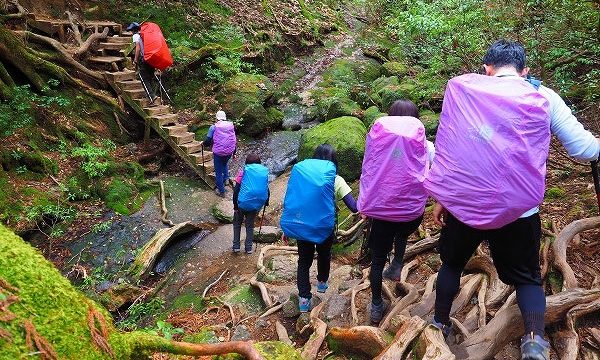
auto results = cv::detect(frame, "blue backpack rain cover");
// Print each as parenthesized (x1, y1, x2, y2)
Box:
(238, 164, 270, 211)
(280, 159, 336, 244)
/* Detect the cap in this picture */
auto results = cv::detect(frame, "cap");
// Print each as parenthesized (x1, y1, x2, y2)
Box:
(216, 111, 227, 120)
(126, 22, 140, 31)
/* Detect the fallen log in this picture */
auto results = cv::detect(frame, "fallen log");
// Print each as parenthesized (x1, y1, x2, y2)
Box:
(414, 325, 456, 360)
(375, 316, 426, 360)
(552, 217, 600, 290)
(458, 288, 600, 360)
(129, 222, 201, 278)
(327, 326, 390, 358)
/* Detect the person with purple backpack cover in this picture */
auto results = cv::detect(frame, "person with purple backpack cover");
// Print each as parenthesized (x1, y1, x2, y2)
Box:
(203, 111, 237, 197)
(358, 100, 435, 324)
(425, 40, 600, 360)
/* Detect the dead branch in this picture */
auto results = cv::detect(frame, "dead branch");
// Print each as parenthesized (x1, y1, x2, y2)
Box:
(158, 180, 174, 227)
(457, 288, 600, 360)
(414, 325, 456, 360)
(202, 270, 228, 298)
(477, 277, 488, 328)
(403, 235, 440, 260)
(65, 10, 83, 46)
(74, 27, 109, 57)
(327, 326, 390, 358)
(553, 217, 600, 290)
(375, 316, 426, 360)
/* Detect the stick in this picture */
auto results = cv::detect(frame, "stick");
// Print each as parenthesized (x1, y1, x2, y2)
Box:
(202, 270, 228, 298)
(158, 180, 174, 227)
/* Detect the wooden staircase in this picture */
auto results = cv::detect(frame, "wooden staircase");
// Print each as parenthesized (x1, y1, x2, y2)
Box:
(90, 35, 216, 187)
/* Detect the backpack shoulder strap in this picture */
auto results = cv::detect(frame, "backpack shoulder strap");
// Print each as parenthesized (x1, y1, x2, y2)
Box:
(525, 76, 542, 90)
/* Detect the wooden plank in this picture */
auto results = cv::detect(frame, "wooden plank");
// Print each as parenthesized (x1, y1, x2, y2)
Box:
(89, 56, 125, 64)
(144, 105, 170, 117)
(99, 42, 130, 50)
(105, 70, 136, 82)
(117, 80, 142, 90)
(162, 125, 188, 136)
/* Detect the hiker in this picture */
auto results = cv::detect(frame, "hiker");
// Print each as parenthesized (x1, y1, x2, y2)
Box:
(280, 144, 358, 312)
(424, 40, 600, 360)
(203, 111, 237, 197)
(358, 100, 435, 324)
(232, 153, 270, 254)
(127, 22, 157, 103)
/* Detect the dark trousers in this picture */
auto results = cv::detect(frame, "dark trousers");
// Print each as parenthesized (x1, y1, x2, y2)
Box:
(368, 216, 423, 303)
(213, 154, 231, 194)
(233, 209, 257, 252)
(297, 234, 334, 299)
(435, 213, 545, 335)
(138, 60, 156, 99)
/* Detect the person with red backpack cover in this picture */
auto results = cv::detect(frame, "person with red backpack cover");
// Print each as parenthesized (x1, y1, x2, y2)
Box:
(425, 40, 600, 360)
(358, 100, 435, 324)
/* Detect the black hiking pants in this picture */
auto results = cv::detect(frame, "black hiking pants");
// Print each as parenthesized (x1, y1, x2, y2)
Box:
(297, 234, 334, 299)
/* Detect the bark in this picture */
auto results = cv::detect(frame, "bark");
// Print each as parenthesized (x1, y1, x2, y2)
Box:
(555, 300, 600, 360)
(414, 325, 456, 360)
(457, 288, 600, 360)
(74, 27, 109, 57)
(328, 326, 390, 358)
(449, 274, 482, 316)
(465, 254, 508, 307)
(375, 316, 426, 360)
(379, 260, 421, 331)
(275, 321, 292, 345)
(553, 217, 600, 290)
(403, 235, 440, 260)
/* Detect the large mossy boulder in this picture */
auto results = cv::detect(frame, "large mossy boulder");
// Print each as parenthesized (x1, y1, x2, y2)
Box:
(322, 59, 383, 88)
(382, 61, 409, 77)
(363, 106, 387, 128)
(420, 110, 440, 140)
(217, 73, 282, 136)
(298, 116, 367, 181)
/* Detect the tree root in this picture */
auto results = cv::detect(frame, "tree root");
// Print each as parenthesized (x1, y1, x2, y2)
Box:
(555, 299, 600, 360)
(450, 274, 482, 317)
(87, 305, 114, 358)
(465, 255, 507, 307)
(250, 245, 298, 308)
(158, 180, 174, 227)
(301, 300, 328, 360)
(275, 320, 292, 345)
(327, 326, 390, 358)
(24, 319, 58, 360)
(414, 325, 456, 360)
(476, 277, 487, 328)
(552, 217, 600, 290)
(403, 235, 439, 260)
(202, 270, 228, 298)
(375, 316, 426, 360)
(144, 339, 266, 360)
(379, 260, 420, 331)
(350, 280, 371, 325)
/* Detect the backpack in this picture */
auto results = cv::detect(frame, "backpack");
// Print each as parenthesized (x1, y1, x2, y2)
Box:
(358, 116, 429, 222)
(212, 121, 237, 156)
(140, 22, 174, 71)
(280, 159, 336, 244)
(423, 73, 551, 230)
(238, 164, 269, 212)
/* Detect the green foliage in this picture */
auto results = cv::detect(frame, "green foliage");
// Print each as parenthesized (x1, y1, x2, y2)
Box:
(104, 179, 135, 215)
(91, 220, 112, 234)
(145, 320, 184, 340)
(118, 298, 165, 331)
(71, 143, 110, 178)
(545, 187, 566, 200)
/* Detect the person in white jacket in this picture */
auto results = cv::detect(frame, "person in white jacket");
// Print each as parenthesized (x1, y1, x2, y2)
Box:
(431, 40, 600, 360)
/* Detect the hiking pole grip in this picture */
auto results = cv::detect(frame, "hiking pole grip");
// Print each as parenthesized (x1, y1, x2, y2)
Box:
(592, 160, 600, 213)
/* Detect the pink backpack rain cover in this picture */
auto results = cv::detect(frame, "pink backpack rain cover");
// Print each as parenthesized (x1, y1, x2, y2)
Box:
(358, 116, 429, 222)
(423, 73, 551, 230)
(212, 120, 237, 156)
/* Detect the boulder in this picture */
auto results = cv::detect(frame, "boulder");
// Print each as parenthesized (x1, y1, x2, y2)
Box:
(298, 116, 367, 181)
(310, 87, 361, 121)
(217, 73, 282, 136)
(363, 106, 387, 129)
(253, 226, 282, 243)
(322, 59, 383, 88)
(324, 294, 350, 325)
(420, 110, 440, 140)
(211, 198, 234, 223)
(382, 61, 409, 77)
(231, 325, 251, 341)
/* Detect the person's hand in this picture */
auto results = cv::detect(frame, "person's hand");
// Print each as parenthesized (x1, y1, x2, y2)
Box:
(433, 203, 448, 227)
(359, 213, 368, 220)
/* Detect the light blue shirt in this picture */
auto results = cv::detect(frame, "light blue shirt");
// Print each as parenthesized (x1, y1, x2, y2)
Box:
(492, 72, 600, 217)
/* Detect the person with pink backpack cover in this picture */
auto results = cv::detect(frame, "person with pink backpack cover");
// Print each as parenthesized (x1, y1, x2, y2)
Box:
(425, 40, 600, 360)
(358, 100, 435, 324)
(203, 111, 237, 197)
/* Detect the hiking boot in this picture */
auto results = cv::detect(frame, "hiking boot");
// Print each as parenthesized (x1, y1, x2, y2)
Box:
(245, 248, 254, 255)
(232, 248, 240, 254)
(521, 332, 550, 360)
(214, 188, 225, 197)
(316, 281, 328, 293)
(431, 317, 452, 338)
(370, 300, 388, 324)
(382, 260, 403, 281)
(299, 296, 311, 313)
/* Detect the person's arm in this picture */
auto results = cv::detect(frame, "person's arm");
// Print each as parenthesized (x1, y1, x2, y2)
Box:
(204, 125, 215, 147)
(134, 43, 141, 65)
(342, 193, 358, 213)
(334, 176, 358, 213)
(543, 87, 600, 161)
(233, 182, 241, 210)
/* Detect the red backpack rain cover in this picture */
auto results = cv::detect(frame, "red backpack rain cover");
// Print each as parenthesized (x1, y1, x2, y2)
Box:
(140, 22, 173, 71)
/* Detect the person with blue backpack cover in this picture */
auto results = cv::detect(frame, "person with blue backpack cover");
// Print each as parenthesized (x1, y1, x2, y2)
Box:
(232, 153, 270, 254)
(280, 144, 358, 312)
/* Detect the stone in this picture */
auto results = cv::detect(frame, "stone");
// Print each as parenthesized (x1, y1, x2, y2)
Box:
(253, 226, 282, 243)
(211, 198, 234, 223)
(281, 104, 309, 130)
(324, 294, 350, 325)
(231, 324, 251, 341)
(298, 116, 367, 181)
(101, 283, 144, 312)
(382, 61, 409, 77)
(255, 318, 268, 328)
(363, 106, 387, 128)
(283, 294, 301, 318)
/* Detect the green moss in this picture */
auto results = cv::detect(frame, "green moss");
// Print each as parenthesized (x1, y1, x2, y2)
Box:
(225, 285, 265, 315)
(363, 106, 387, 128)
(216, 341, 303, 360)
(0, 173, 21, 224)
(182, 327, 219, 344)
(0, 149, 58, 176)
(420, 110, 440, 140)
(298, 116, 367, 181)
(310, 87, 361, 121)
(545, 187, 566, 200)
(382, 61, 409, 77)
(169, 291, 204, 312)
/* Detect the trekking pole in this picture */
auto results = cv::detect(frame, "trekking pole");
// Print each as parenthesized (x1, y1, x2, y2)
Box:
(255, 206, 267, 252)
(592, 160, 600, 214)
(154, 73, 172, 104)
(138, 71, 153, 102)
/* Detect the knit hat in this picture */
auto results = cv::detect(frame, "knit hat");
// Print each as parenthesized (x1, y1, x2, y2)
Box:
(216, 111, 227, 120)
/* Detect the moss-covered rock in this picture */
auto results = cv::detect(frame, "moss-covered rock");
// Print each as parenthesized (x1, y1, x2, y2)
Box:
(216, 341, 303, 360)
(420, 110, 440, 140)
(298, 116, 367, 180)
(322, 59, 383, 88)
(182, 327, 219, 344)
(382, 61, 409, 78)
(363, 106, 387, 128)
(211, 198, 234, 223)
(371, 76, 400, 94)
(217, 73, 278, 136)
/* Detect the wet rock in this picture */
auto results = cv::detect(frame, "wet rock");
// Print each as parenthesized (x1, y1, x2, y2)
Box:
(298, 116, 367, 180)
(211, 199, 234, 223)
(255, 318, 268, 328)
(282, 104, 309, 130)
(253, 226, 282, 243)
(283, 294, 300, 318)
(324, 294, 349, 325)
(232, 324, 251, 341)
(101, 283, 144, 312)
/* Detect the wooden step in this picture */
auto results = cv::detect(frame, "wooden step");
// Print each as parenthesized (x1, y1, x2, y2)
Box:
(89, 56, 125, 64)
(162, 124, 188, 136)
(181, 142, 203, 154)
(105, 70, 136, 82)
(144, 105, 170, 117)
(171, 132, 194, 145)
(189, 152, 214, 165)
(106, 36, 131, 44)
(121, 31, 133, 37)
(152, 113, 177, 126)
(117, 80, 142, 90)
(124, 88, 148, 99)
(99, 42, 130, 51)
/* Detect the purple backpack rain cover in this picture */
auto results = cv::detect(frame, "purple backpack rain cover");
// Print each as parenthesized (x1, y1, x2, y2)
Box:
(212, 120, 237, 156)
(424, 73, 551, 230)
(358, 116, 429, 222)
